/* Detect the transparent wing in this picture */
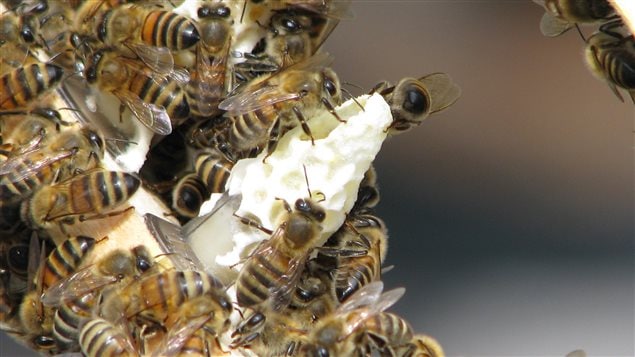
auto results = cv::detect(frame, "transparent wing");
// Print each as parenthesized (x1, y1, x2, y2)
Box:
(283, 51, 334, 72)
(0, 150, 73, 181)
(169, 67, 191, 86)
(115, 90, 172, 135)
(40, 268, 117, 306)
(157, 315, 210, 357)
(128, 43, 175, 75)
(218, 85, 301, 115)
(288, 0, 354, 20)
(190, 47, 226, 116)
(336, 280, 384, 314)
(144, 213, 205, 271)
(540, 12, 573, 37)
(419, 73, 461, 114)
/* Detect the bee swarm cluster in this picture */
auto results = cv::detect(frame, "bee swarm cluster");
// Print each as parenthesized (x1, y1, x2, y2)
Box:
(0, 0, 459, 356)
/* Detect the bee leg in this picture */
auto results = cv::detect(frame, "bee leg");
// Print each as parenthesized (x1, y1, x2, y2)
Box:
(273, 197, 293, 213)
(292, 106, 315, 145)
(321, 98, 345, 123)
(263, 117, 282, 163)
(232, 212, 273, 235)
(76, 206, 135, 223)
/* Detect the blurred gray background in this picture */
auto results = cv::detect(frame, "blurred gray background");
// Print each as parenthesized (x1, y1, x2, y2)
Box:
(2, 1, 633, 356)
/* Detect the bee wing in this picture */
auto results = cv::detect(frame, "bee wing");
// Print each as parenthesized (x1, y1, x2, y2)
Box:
(40, 268, 117, 306)
(0, 150, 73, 181)
(284, 51, 334, 72)
(128, 43, 175, 76)
(218, 85, 301, 115)
(340, 284, 406, 336)
(145, 213, 205, 271)
(540, 12, 573, 37)
(114, 90, 173, 135)
(289, 0, 354, 20)
(418, 73, 461, 114)
(169, 67, 191, 86)
(270, 255, 307, 311)
(189, 48, 226, 116)
(156, 315, 210, 357)
(336, 280, 384, 314)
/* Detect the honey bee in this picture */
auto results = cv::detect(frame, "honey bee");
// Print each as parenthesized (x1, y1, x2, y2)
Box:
(76, 2, 199, 73)
(0, 112, 57, 151)
(36, 235, 96, 292)
(185, 2, 233, 117)
(318, 213, 388, 303)
(153, 293, 233, 356)
(49, 245, 155, 351)
(20, 169, 141, 232)
(100, 270, 226, 329)
(371, 73, 461, 135)
(0, 63, 64, 111)
(171, 173, 210, 220)
(219, 52, 343, 157)
(234, 195, 326, 309)
(584, 23, 635, 102)
(303, 281, 407, 357)
(408, 334, 445, 357)
(533, 0, 615, 37)
(79, 318, 137, 357)
(85, 47, 188, 135)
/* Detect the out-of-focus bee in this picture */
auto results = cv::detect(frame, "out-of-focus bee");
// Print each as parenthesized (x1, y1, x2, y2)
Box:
(79, 318, 137, 357)
(0, 111, 57, 151)
(235, 194, 326, 309)
(533, 0, 615, 37)
(351, 165, 380, 214)
(152, 293, 233, 356)
(219, 53, 343, 157)
(407, 334, 445, 357)
(371, 73, 461, 135)
(171, 173, 209, 221)
(0, 63, 64, 111)
(85, 47, 188, 135)
(303, 281, 408, 357)
(584, 23, 635, 102)
(49, 245, 155, 352)
(185, 2, 233, 117)
(20, 169, 141, 232)
(138, 129, 188, 196)
(76, 2, 199, 72)
(100, 270, 226, 330)
(318, 213, 388, 303)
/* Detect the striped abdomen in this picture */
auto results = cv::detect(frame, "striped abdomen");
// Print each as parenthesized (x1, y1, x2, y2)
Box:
(172, 173, 209, 219)
(40, 236, 95, 290)
(53, 291, 97, 351)
(598, 44, 635, 89)
(195, 152, 233, 194)
(0, 63, 64, 110)
(0, 150, 69, 202)
(141, 11, 199, 50)
(334, 247, 381, 303)
(128, 71, 190, 119)
(236, 244, 293, 307)
(67, 170, 140, 216)
(359, 312, 414, 351)
(229, 104, 279, 151)
(79, 318, 136, 357)
(132, 270, 223, 321)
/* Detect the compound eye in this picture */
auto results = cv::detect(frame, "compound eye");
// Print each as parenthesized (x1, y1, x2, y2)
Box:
(8, 245, 29, 274)
(283, 17, 300, 31)
(324, 77, 337, 97)
(198, 6, 211, 18)
(21, 25, 35, 43)
(316, 346, 329, 357)
(403, 86, 428, 115)
(217, 6, 231, 17)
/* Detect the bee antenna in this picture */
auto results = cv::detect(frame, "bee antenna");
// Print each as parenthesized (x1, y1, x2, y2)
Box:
(574, 24, 587, 43)
(302, 164, 312, 198)
(240, 0, 247, 24)
(341, 87, 365, 111)
(342, 81, 364, 90)
(106, 137, 138, 146)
